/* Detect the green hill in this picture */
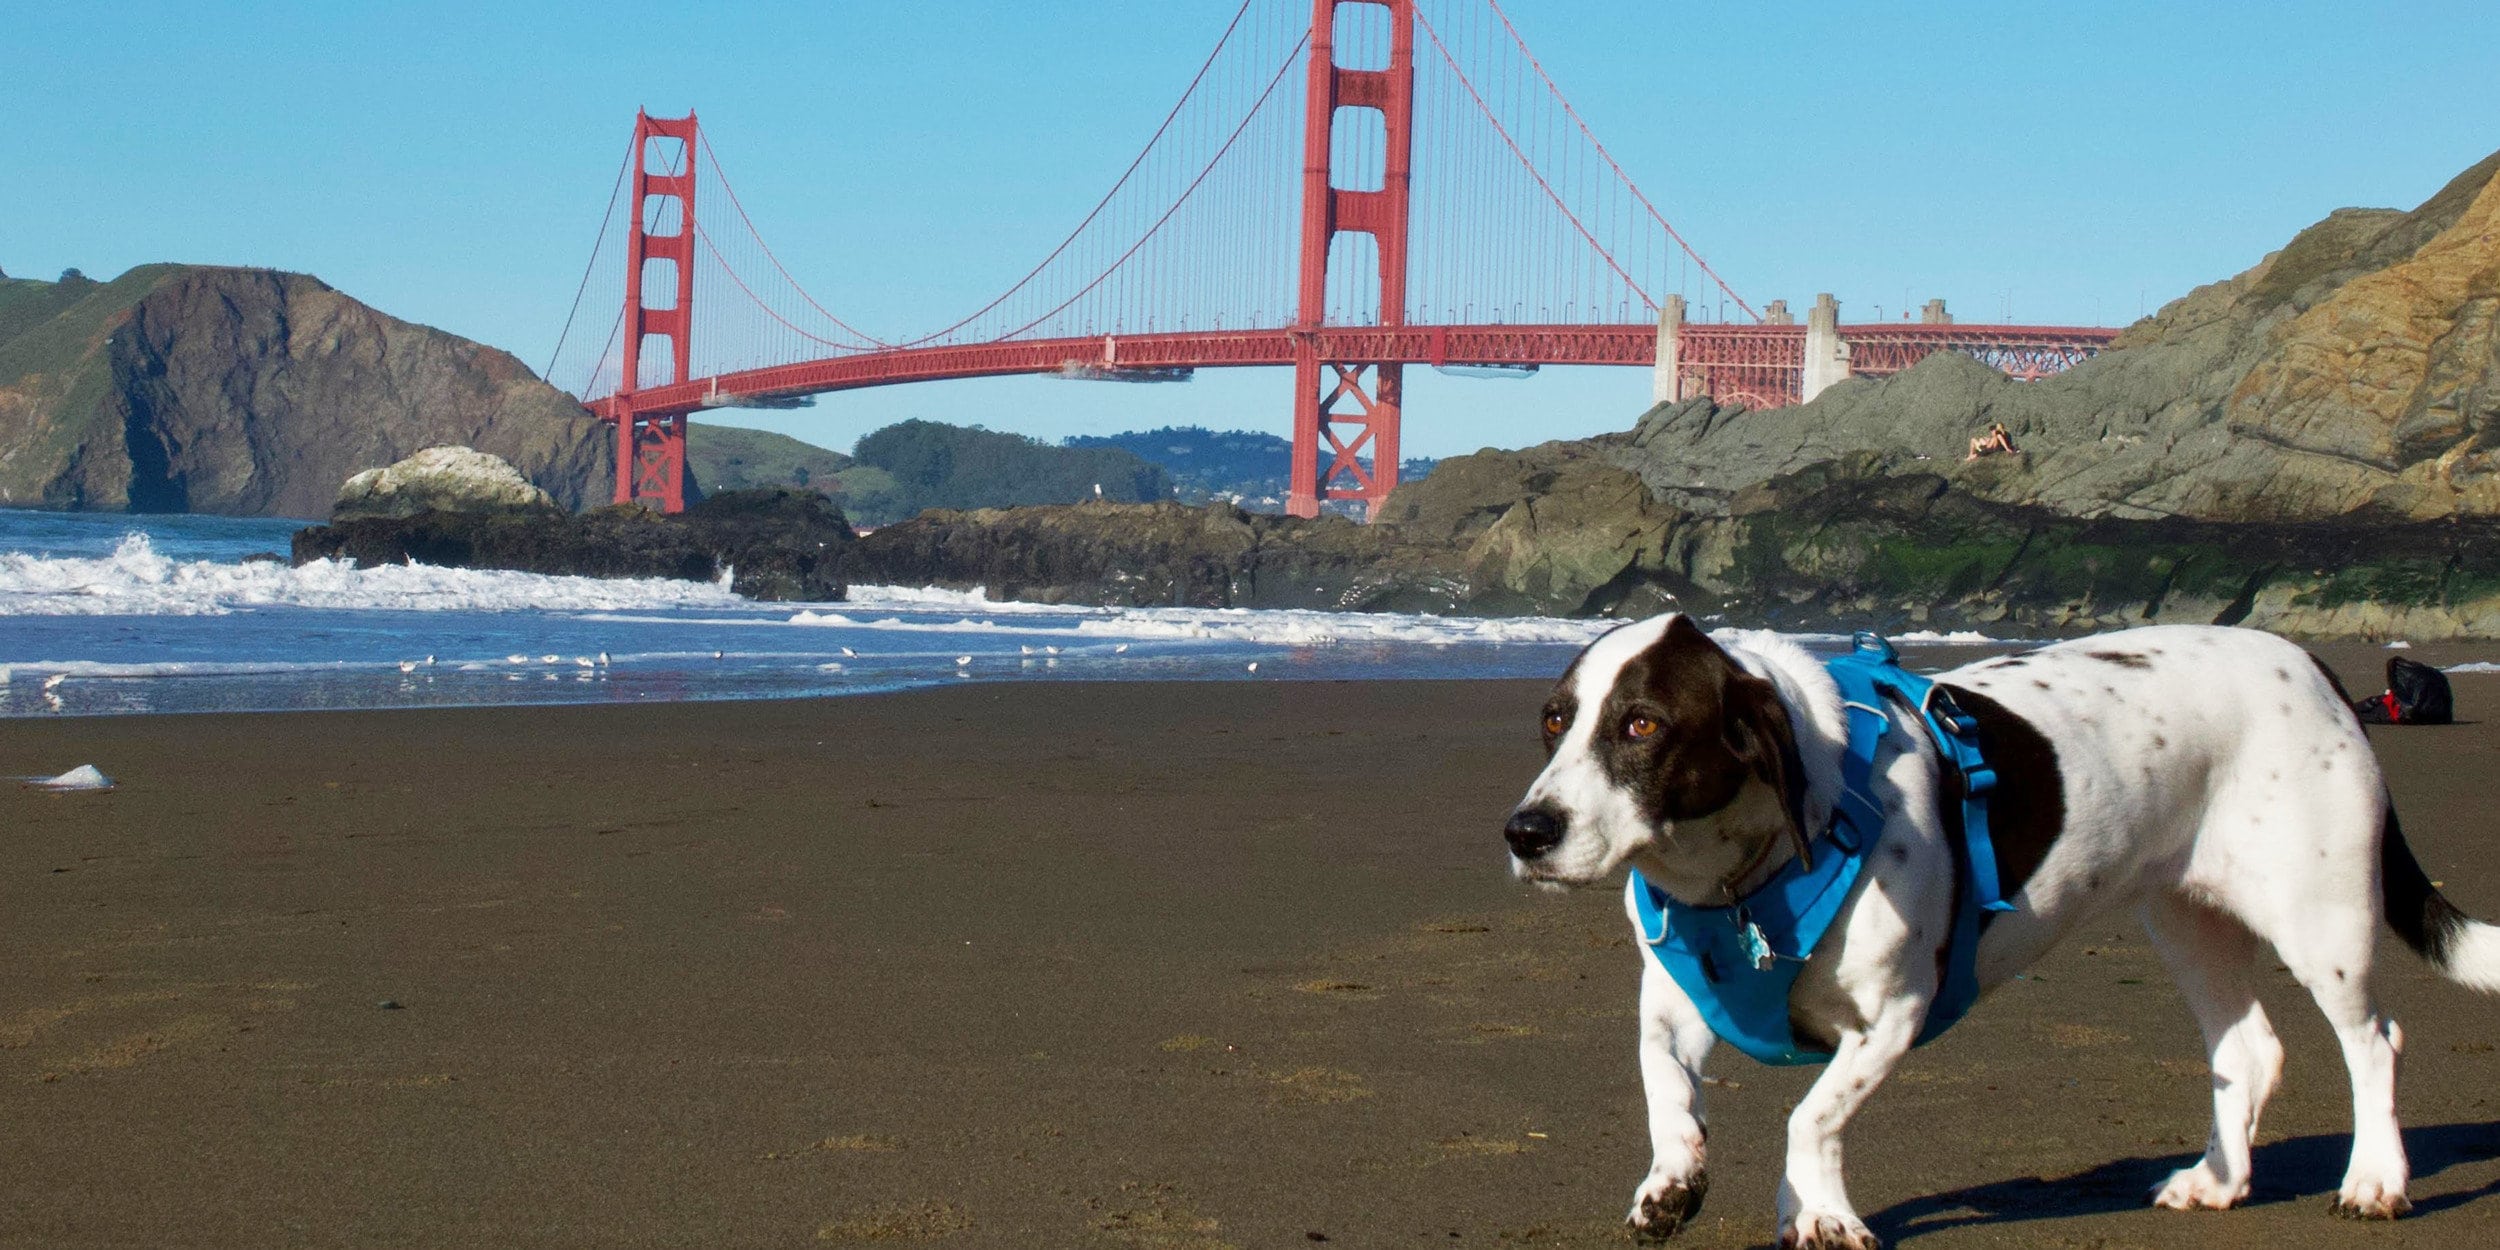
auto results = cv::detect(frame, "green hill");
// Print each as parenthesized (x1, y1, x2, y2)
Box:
(1065, 424, 1437, 510)
(687, 422, 853, 495)
(838, 419, 1171, 526)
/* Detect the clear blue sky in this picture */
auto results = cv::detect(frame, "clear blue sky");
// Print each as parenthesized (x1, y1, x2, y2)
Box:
(11, 1, 2496, 459)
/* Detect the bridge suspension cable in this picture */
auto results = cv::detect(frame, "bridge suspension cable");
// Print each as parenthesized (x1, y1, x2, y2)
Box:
(544, 133, 633, 391)
(1481, 0, 1757, 322)
(699, 134, 893, 351)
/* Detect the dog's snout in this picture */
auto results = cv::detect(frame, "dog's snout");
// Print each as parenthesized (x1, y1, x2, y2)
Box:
(1504, 806, 1566, 859)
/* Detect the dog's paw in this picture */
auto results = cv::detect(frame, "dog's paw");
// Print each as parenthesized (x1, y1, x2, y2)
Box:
(1778, 1211, 1880, 1250)
(2150, 1162, 2248, 1211)
(2329, 1179, 2412, 1220)
(1624, 1170, 1708, 1242)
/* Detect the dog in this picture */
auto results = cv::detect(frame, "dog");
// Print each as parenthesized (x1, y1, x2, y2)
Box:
(1502, 615, 2500, 1248)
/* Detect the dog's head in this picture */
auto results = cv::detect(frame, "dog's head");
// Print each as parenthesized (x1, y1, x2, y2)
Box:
(1504, 614, 1808, 898)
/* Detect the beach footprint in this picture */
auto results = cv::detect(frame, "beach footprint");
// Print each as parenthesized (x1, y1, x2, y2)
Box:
(1087, 1182, 1236, 1250)
(814, 1201, 970, 1242)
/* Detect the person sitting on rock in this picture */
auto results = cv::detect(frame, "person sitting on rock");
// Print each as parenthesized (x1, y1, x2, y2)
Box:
(1966, 422, 2018, 460)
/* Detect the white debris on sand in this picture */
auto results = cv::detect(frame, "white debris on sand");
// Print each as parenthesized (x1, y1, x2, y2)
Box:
(27, 765, 113, 792)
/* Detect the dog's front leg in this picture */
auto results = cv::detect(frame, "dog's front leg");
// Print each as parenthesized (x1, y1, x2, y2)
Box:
(1775, 1003, 1923, 1250)
(1627, 956, 1716, 1241)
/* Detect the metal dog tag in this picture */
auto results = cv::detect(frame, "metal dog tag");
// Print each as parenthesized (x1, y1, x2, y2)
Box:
(1739, 918, 1776, 971)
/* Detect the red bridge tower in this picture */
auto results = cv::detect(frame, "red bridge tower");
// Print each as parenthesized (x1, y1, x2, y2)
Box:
(1289, 0, 1415, 519)
(613, 110, 698, 511)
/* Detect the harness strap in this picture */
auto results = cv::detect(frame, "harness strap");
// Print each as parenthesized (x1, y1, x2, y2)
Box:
(1631, 631, 2014, 1066)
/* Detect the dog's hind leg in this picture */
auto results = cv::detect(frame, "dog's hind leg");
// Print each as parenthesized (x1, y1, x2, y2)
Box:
(2141, 891, 2282, 1211)
(2276, 912, 2412, 1218)
(1626, 957, 1717, 1241)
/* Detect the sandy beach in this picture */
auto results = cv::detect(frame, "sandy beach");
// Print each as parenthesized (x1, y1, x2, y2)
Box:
(4, 644, 2498, 1248)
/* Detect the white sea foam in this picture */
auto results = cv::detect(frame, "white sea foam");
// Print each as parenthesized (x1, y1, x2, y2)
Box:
(2447, 662, 2500, 674)
(0, 533, 749, 616)
(787, 599, 1616, 648)
(1892, 629, 1999, 644)
(845, 584, 1005, 608)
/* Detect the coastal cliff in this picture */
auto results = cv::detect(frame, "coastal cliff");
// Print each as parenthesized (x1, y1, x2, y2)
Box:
(0, 265, 610, 516)
(1614, 148, 2500, 524)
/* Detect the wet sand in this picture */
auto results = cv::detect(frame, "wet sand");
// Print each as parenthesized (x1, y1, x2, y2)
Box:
(3, 645, 2498, 1247)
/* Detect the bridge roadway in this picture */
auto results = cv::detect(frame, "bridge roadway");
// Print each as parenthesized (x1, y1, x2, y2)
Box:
(615, 321, 2121, 418)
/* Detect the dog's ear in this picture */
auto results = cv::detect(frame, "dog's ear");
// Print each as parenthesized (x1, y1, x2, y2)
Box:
(1723, 670, 1812, 867)
(1660, 612, 1717, 656)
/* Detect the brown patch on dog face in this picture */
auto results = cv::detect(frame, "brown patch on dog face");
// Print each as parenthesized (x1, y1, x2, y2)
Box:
(1588, 618, 1809, 886)
(1537, 655, 1583, 753)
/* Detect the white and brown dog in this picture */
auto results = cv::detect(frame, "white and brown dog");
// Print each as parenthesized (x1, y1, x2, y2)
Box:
(1503, 615, 2500, 1248)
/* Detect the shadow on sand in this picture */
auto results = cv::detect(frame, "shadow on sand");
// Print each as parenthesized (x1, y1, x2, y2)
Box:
(1868, 1120, 2500, 1243)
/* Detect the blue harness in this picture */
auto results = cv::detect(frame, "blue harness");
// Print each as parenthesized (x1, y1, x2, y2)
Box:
(1628, 632, 2015, 1065)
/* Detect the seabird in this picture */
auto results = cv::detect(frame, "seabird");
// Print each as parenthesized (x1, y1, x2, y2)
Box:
(540, 654, 560, 664)
(42, 673, 68, 691)
(1247, 662, 1259, 673)
(1114, 644, 1130, 654)
(840, 647, 857, 658)
(398, 660, 417, 673)
(596, 651, 610, 666)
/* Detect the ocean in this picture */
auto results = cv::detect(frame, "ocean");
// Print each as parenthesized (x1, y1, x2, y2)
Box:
(0, 510, 1656, 717)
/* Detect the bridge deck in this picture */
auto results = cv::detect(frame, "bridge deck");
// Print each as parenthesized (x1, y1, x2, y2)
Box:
(601, 322, 2120, 417)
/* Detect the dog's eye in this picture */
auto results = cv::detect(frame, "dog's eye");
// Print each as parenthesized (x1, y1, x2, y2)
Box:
(1625, 715, 1659, 739)
(1541, 712, 1567, 737)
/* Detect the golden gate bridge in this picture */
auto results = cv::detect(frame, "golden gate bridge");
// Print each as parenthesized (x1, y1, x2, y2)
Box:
(548, 0, 2117, 515)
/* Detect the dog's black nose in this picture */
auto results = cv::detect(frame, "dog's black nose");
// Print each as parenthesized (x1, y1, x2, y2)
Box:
(1505, 806, 1565, 859)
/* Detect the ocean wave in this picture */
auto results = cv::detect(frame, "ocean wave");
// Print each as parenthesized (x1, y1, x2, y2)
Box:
(1891, 629, 2001, 644)
(787, 600, 1618, 648)
(0, 533, 749, 616)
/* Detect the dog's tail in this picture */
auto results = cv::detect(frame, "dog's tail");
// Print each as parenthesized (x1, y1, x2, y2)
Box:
(2383, 806, 2500, 994)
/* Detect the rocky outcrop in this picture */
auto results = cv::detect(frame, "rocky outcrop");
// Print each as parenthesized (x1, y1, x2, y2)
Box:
(848, 499, 1471, 613)
(809, 448, 2500, 639)
(294, 488, 859, 601)
(333, 446, 557, 521)
(1369, 446, 2500, 639)
(0, 265, 611, 515)
(1616, 148, 2500, 525)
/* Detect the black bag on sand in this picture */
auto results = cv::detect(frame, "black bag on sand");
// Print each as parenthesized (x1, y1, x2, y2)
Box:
(2352, 655, 2454, 725)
